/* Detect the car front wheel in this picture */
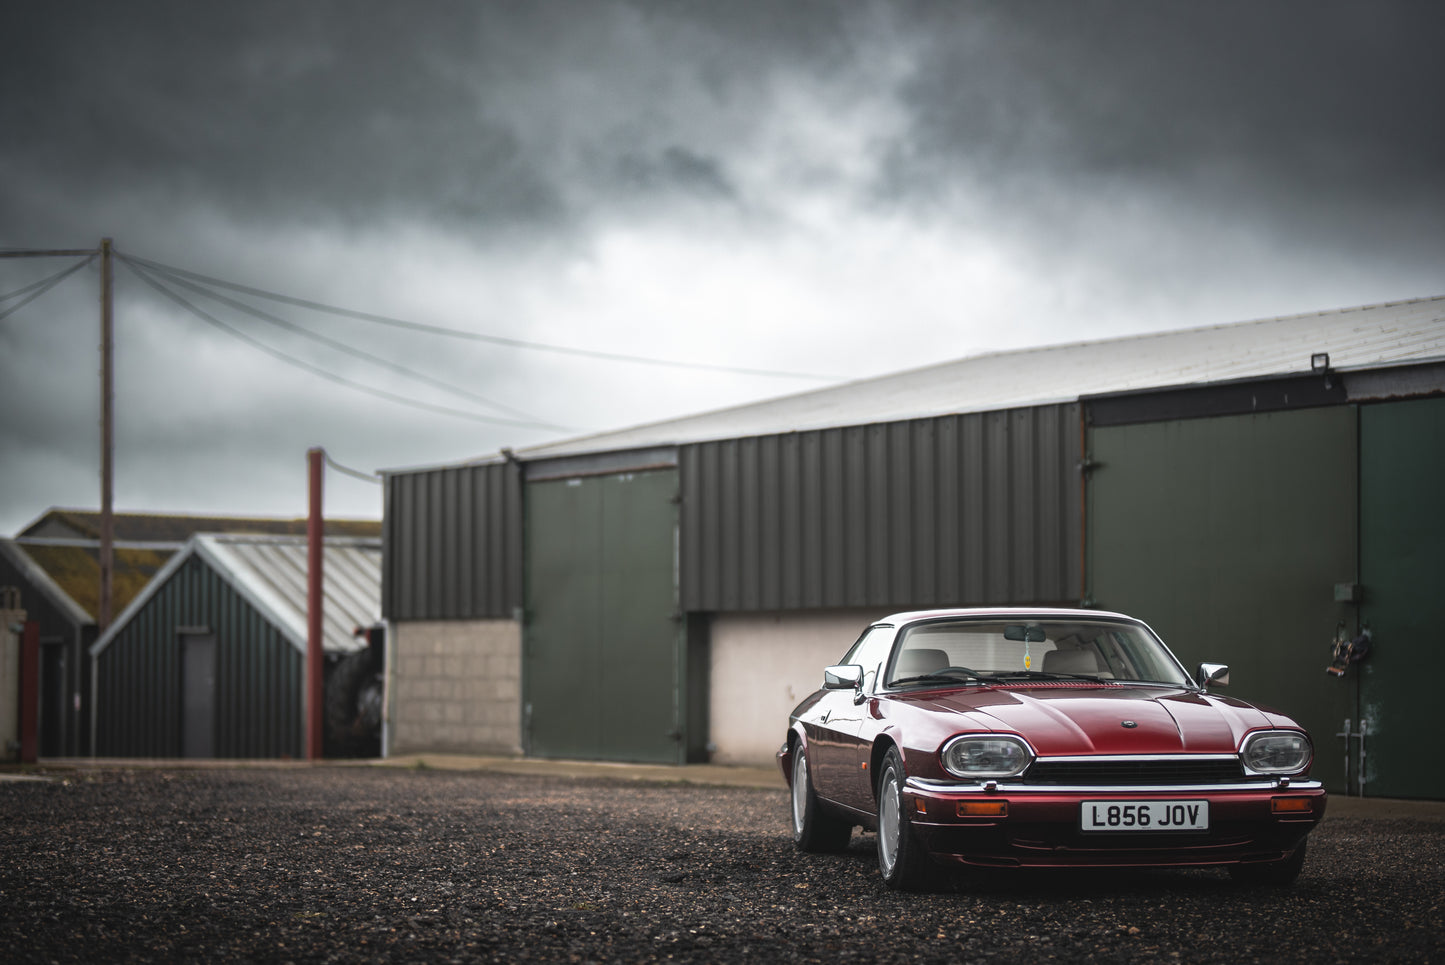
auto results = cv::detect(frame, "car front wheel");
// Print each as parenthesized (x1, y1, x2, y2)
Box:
(876, 747, 942, 891)
(790, 741, 853, 853)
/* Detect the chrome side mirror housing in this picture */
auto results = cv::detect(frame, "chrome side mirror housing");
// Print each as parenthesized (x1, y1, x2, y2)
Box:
(1197, 662, 1230, 690)
(823, 664, 864, 691)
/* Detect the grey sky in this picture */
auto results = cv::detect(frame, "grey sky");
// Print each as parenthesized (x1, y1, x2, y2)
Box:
(2, 1, 1441, 533)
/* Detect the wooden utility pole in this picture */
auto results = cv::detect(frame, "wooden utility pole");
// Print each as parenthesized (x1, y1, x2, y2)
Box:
(0, 243, 111, 628)
(99, 238, 115, 631)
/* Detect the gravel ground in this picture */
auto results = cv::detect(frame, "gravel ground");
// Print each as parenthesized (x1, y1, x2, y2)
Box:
(1, 766, 1441, 964)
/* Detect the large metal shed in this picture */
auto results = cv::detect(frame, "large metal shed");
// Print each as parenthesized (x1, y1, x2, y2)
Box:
(383, 296, 1445, 792)
(90, 534, 381, 758)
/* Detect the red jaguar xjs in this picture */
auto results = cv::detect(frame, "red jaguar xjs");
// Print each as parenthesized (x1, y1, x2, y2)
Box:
(780, 609, 1325, 890)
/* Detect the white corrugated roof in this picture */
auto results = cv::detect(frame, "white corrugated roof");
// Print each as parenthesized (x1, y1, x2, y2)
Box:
(503, 295, 1444, 462)
(91, 534, 381, 657)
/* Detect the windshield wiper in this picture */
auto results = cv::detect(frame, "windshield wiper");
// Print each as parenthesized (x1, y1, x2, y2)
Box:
(986, 670, 1113, 683)
(890, 668, 987, 687)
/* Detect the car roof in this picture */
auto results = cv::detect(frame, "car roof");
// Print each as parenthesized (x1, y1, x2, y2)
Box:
(874, 607, 1141, 626)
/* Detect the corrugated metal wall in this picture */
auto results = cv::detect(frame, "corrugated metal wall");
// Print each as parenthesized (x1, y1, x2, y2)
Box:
(0, 548, 91, 756)
(93, 555, 302, 757)
(680, 404, 1083, 611)
(384, 461, 523, 621)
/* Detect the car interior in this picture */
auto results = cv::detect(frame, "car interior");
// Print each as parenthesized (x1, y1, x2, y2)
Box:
(885, 621, 1175, 684)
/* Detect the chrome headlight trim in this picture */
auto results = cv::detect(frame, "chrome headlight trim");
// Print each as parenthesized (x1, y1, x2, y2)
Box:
(940, 734, 1035, 780)
(1240, 730, 1313, 775)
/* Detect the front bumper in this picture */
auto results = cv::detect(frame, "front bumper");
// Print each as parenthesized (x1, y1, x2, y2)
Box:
(902, 777, 1326, 870)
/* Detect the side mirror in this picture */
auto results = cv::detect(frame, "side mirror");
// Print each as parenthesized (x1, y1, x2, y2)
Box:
(1197, 662, 1230, 689)
(823, 664, 864, 691)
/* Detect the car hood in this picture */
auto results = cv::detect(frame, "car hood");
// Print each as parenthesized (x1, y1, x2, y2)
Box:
(904, 686, 1280, 756)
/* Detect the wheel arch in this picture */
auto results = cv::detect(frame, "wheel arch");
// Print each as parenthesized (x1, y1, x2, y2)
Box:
(869, 735, 900, 803)
(783, 722, 809, 787)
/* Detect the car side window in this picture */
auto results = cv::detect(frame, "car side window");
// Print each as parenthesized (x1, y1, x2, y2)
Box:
(842, 625, 896, 694)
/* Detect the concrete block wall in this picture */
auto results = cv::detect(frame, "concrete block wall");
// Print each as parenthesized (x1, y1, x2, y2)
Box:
(388, 619, 522, 756)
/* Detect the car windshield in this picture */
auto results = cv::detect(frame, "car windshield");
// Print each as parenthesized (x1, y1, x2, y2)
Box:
(884, 617, 1193, 688)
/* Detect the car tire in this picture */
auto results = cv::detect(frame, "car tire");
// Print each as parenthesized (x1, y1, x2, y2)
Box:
(790, 741, 853, 853)
(1228, 838, 1308, 887)
(876, 747, 943, 891)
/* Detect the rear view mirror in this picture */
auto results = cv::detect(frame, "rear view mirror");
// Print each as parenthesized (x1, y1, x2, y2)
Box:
(823, 665, 864, 690)
(1197, 662, 1230, 689)
(1004, 625, 1047, 643)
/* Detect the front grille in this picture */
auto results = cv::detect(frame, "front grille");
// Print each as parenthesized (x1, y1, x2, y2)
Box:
(1022, 757, 1248, 786)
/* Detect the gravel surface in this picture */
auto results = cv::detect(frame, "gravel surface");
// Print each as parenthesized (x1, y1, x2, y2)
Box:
(1, 766, 1441, 963)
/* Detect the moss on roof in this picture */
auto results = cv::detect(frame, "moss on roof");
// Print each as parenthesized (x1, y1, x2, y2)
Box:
(20, 509, 382, 542)
(12, 510, 381, 622)
(21, 544, 175, 621)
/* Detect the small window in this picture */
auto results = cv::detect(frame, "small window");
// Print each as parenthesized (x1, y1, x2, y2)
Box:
(840, 625, 896, 693)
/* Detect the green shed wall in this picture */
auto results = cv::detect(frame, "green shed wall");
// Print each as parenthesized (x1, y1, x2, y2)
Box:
(93, 555, 303, 758)
(1087, 407, 1358, 792)
(1359, 396, 1445, 799)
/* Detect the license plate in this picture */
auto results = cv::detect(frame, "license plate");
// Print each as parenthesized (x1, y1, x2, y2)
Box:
(1080, 800, 1209, 831)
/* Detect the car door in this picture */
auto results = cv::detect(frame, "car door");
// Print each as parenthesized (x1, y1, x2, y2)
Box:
(798, 624, 896, 812)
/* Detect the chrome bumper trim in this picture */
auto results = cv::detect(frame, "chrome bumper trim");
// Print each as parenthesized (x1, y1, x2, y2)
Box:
(907, 778, 1325, 795)
(1036, 753, 1238, 763)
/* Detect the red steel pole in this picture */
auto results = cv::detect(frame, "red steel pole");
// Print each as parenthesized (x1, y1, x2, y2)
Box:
(307, 447, 325, 760)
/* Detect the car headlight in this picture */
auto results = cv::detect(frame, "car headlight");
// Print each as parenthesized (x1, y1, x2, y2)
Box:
(1241, 731, 1312, 774)
(940, 735, 1033, 780)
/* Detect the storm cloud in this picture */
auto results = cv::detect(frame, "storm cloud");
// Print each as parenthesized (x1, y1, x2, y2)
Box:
(2, 1, 1441, 532)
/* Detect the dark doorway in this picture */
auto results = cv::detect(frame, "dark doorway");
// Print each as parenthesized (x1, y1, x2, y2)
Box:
(40, 640, 65, 757)
(180, 633, 216, 758)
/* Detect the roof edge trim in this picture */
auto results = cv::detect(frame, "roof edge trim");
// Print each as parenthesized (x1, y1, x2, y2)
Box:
(0, 538, 94, 627)
(89, 542, 197, 657)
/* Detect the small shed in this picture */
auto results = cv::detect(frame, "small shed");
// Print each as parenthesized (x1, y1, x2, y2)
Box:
(0, 522, 177, 756)
(90, 533, 382, 759)
(0, 509, 383, 757)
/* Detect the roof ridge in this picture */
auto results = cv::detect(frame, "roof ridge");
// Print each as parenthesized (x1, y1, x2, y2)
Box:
(868, 293, 1445, 375)
(511, 294, 1445, 456)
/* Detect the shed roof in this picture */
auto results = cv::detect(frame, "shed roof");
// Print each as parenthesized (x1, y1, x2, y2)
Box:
(0, 538, 98, 627)
(0, 540, 173, 625)
(4, 511, 383, 627)
(91, 534, 382, 658)
(470, 295, 1443, 466)
(19, 508, 381, 543)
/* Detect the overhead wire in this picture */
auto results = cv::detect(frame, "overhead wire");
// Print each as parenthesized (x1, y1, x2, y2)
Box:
(323, 451, 382, 484)
(0, 255, 97, 322)
(0, 260, 89, 301)
(6, 244, 848, 435)
(120, 252, 844, 381)
(120, 258, 570, 429)
(122, 253, 574, 431)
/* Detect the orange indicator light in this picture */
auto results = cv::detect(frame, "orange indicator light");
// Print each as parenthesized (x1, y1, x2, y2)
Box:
(1271, 797, 1312, 814)
(915, 799, 928, 815)
(957, 801, 1009, 818)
